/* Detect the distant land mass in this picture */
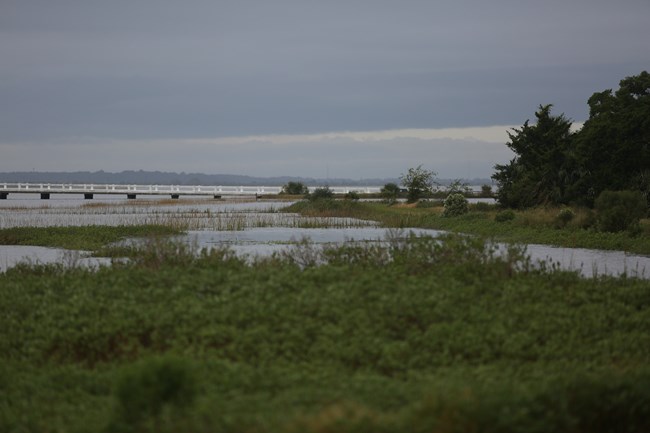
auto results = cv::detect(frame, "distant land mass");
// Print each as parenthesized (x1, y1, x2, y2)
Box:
(0, 171, 492, 187)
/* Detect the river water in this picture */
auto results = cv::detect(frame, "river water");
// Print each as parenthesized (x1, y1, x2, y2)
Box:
(1, 194, 649, 278)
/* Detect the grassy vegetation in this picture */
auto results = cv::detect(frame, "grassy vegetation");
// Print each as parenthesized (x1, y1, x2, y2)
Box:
(0, 225, 182, 251)
(1, 235, 649, 432)
(284, 200, 650, 254)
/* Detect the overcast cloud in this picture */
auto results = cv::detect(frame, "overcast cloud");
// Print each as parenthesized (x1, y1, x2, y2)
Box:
(1, 0, 649, 179)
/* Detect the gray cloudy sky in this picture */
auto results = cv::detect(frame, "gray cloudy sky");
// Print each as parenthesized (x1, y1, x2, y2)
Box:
(2, 0, 649, 179)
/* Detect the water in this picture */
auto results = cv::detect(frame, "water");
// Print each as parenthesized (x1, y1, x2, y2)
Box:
(0, 246, 111, 272)
(1, 196, 648, 278)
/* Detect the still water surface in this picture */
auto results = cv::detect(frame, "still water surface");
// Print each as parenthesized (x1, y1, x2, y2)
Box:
(1, 195, 649, 278)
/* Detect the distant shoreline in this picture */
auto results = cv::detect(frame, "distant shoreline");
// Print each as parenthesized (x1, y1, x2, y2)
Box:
(0, 170, 493, 187)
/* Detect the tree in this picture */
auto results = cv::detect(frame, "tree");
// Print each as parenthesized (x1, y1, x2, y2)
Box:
(492, 105, 575, 208)
(445, 179, 472, 196)
(380, 182, 401, 203)
(400, 166, 438, 203)
(307, 186, 333, 201)
(281, 181, 308, 195)
(573, 71, 650, 206)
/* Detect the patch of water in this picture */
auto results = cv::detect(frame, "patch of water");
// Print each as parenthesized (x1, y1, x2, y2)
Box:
(179, 228, 650, 279)
(525, 243, 650, 279)
(0, 246, 111, 272)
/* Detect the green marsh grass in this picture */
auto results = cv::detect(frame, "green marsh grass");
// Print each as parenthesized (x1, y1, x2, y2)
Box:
(1, 235, 650, 432)
(284, 200, 650, 254)
(0, 225, 181, 251)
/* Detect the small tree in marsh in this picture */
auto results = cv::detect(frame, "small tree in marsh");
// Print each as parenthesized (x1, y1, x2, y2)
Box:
(400, 166, 438, 203)
(307, 186, 334, 201)
(443, 193, 469, 217)
(281, 181, 309, 195)
(381, 183, 401, 204)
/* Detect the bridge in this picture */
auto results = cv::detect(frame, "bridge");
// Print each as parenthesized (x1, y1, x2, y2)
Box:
(0, 183, 381, 200)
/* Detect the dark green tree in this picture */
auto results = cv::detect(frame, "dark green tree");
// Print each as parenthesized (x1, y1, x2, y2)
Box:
(573, 71, 650, 205)
(492, 105, 575, 208)
(307, 186, 334, 201)
(380, 182, 401, 203)
(281, 181, 309, 195)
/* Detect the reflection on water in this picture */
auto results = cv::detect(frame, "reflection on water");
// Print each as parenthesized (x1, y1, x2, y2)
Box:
(0, 196, 648, 278)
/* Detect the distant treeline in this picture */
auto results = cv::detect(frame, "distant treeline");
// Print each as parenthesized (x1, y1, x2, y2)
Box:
(0, 170, 490, 188)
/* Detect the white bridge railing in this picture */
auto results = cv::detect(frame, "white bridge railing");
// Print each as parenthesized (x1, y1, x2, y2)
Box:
(0, 183, 382, 198)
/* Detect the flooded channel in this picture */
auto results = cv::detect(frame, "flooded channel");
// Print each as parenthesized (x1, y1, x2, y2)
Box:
(1, 194, 649, 278)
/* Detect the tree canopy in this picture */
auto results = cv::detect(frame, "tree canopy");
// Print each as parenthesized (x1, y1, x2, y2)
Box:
(400, 165, 438, 203)
(492, 71, 650, 209)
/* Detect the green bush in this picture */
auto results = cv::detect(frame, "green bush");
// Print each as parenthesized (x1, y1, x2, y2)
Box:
(109, 355, 197, 431)
(345, 191, 360, 201)
(556, 207, 576, 228)
(442, 193, 469, 217)
(380, 183, 401, 204)
(307, 187, 334, 202)
(495, 209, 516, 222)
(281, 181, 309, 195)
(594, 190, 647, 233)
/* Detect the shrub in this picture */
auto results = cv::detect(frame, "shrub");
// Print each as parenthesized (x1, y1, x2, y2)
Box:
(109, 355, 197, 431)
(380, 183, 401, 203)
(556, 207, 575, 228)
(345, 191, 360, 201)
(594, 190, 647, 233)
(281, 182, 308, 195)
(307, 187, 334, 202)
(442, 193, 469, 217)
(495, 210, 516, 222)
(480, 184, 493, 197)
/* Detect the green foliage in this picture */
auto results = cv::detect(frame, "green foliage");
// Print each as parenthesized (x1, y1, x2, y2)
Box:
(0, 225, 181, 251)
(492, 104, 575, 208)
(480, 184, 493, 197)
(285, 201, 650, 254)
(492, 71, 650, 209)
(344, 190, 360, 201)
(380, 182, 401, 203)
(443, 193, 469, 217)
(445, 179, 473, 195)
(281, 181, 309, 195)
(2, 233, 650, 432)
(109, 355, 197, 432)
(400, 165, 438, 203)
(495, 209, 516, 222)
(556, 207, 576, 228)
(595, 190, 647, 233)
(307, 186, 334, 201)
(575, 71, 650, 206)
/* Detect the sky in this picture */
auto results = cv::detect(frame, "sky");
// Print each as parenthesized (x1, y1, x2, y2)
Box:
(2, 0, 649, 180)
